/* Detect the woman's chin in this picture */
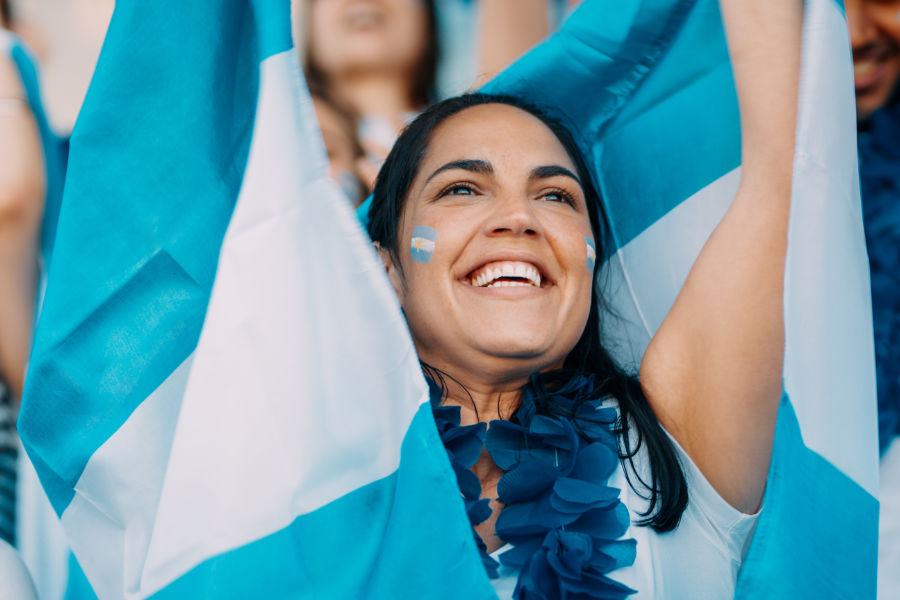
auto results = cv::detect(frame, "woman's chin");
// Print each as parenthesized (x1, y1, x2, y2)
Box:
(470, 335, 567, 372)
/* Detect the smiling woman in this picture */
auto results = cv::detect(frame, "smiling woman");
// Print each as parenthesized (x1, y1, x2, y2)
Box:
(846, 0, 900, 121)
(364, 0, 802, 594)
(367, 95, 691, 593)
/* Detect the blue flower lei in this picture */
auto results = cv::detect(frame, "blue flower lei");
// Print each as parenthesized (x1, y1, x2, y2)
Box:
(429, 373, 638, 599)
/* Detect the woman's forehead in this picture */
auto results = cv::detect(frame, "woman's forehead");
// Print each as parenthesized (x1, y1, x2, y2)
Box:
(420, 104, 577, 172)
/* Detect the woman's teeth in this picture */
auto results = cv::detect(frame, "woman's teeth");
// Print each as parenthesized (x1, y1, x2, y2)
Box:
(470, 261, 542, 288)
(484, 280, 534, 288)
(344, 5, 383, 28)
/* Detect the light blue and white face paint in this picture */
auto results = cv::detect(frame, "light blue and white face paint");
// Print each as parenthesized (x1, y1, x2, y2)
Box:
(585, 237, 597, 271)
(411, 226, 438, 263)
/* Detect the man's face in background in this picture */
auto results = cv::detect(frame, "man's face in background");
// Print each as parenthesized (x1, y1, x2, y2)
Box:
(847, 0, 900, 121)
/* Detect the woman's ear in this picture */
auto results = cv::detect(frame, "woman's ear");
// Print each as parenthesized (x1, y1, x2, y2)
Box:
(374, 242, 404, 299)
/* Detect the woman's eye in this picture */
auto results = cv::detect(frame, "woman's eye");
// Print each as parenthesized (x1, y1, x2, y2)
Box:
(439, 183, 477, 197)
(542, 189, 576, 206)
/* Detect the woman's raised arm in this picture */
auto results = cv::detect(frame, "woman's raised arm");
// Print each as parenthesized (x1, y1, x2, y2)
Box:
(639, 1, 803, 513)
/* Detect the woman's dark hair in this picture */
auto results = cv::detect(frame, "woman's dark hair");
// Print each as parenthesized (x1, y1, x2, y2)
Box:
(0, 0, 11, 28)
(367, 93, 688, 532)
(305, 0, 439, 110)
(307, 79, 364, 158)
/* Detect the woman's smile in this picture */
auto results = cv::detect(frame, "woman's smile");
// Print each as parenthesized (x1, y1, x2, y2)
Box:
(466, 260, 543, 289)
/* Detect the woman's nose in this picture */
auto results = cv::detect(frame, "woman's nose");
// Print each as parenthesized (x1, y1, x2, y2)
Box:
(484, 193, 541, 237)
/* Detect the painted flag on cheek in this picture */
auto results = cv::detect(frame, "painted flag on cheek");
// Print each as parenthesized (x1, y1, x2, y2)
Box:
(485, 0, 877, 597)
(411, 225, 439, 263)
(17, 1, 493, 597)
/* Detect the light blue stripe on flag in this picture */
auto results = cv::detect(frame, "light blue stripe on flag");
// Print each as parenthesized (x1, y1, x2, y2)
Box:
(736, 397, 878, 599)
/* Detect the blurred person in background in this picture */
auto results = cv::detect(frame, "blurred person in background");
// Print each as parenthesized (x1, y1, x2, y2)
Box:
(303, 0, 437, 191)
(301, 0, 555, 193)
(848, 0, 900, 448)
(0, 0, 44, 550)
(846, 1, 900, 598)
(850, 0, 900, 122)
(0, 2, 51, 598)
(0, 0, 43, 415)
(310, 83, 366, 206)
(1, 2, 95, 598)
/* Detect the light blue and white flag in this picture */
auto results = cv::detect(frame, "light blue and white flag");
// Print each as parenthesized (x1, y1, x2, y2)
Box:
(486, 0, 878, 597)
(19, 1, 493, 597)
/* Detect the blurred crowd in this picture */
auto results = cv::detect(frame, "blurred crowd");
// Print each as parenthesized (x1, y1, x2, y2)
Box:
(0, 0, 899, 598)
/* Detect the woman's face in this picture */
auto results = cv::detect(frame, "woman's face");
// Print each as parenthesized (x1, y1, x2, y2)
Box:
(308, 0, 428, 80)
(384, 104, 595, 384)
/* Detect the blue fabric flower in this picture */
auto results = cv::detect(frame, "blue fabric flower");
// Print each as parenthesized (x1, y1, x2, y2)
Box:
(512, 529, 637, 600)
(430, 373, 636, 597)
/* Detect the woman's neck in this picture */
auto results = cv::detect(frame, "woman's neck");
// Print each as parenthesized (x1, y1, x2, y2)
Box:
(328, 73, 417, 122)
(430, 371, 526, 425)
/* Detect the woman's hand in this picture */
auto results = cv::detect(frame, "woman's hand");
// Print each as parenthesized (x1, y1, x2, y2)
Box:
(639, 1, 803, 514)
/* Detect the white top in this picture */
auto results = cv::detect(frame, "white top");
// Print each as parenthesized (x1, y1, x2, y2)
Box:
(489, 419, 760, 599)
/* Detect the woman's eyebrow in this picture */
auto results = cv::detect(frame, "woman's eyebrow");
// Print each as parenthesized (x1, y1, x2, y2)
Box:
(530, 165, 581, 186)
(424, 159, 493, 184)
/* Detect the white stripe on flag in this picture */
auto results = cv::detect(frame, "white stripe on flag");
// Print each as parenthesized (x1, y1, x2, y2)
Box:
(781, 0, 878, 496)
(62, 356, 193, 599)
(601, 168, 741, 368)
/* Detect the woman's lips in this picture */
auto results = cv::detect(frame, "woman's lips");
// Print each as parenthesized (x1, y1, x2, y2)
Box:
(853, 41, 899, 93)
(855, 57, 888, 92)
(467, 261, 542, 288)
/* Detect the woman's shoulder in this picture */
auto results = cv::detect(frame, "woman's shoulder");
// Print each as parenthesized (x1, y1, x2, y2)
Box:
(612, 411, 759, 559)
(607, 417, 759, 598)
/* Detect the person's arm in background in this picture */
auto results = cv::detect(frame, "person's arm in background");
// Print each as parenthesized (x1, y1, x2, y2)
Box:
(474, 0, 550, 86)
(0, 51, 44, 412)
